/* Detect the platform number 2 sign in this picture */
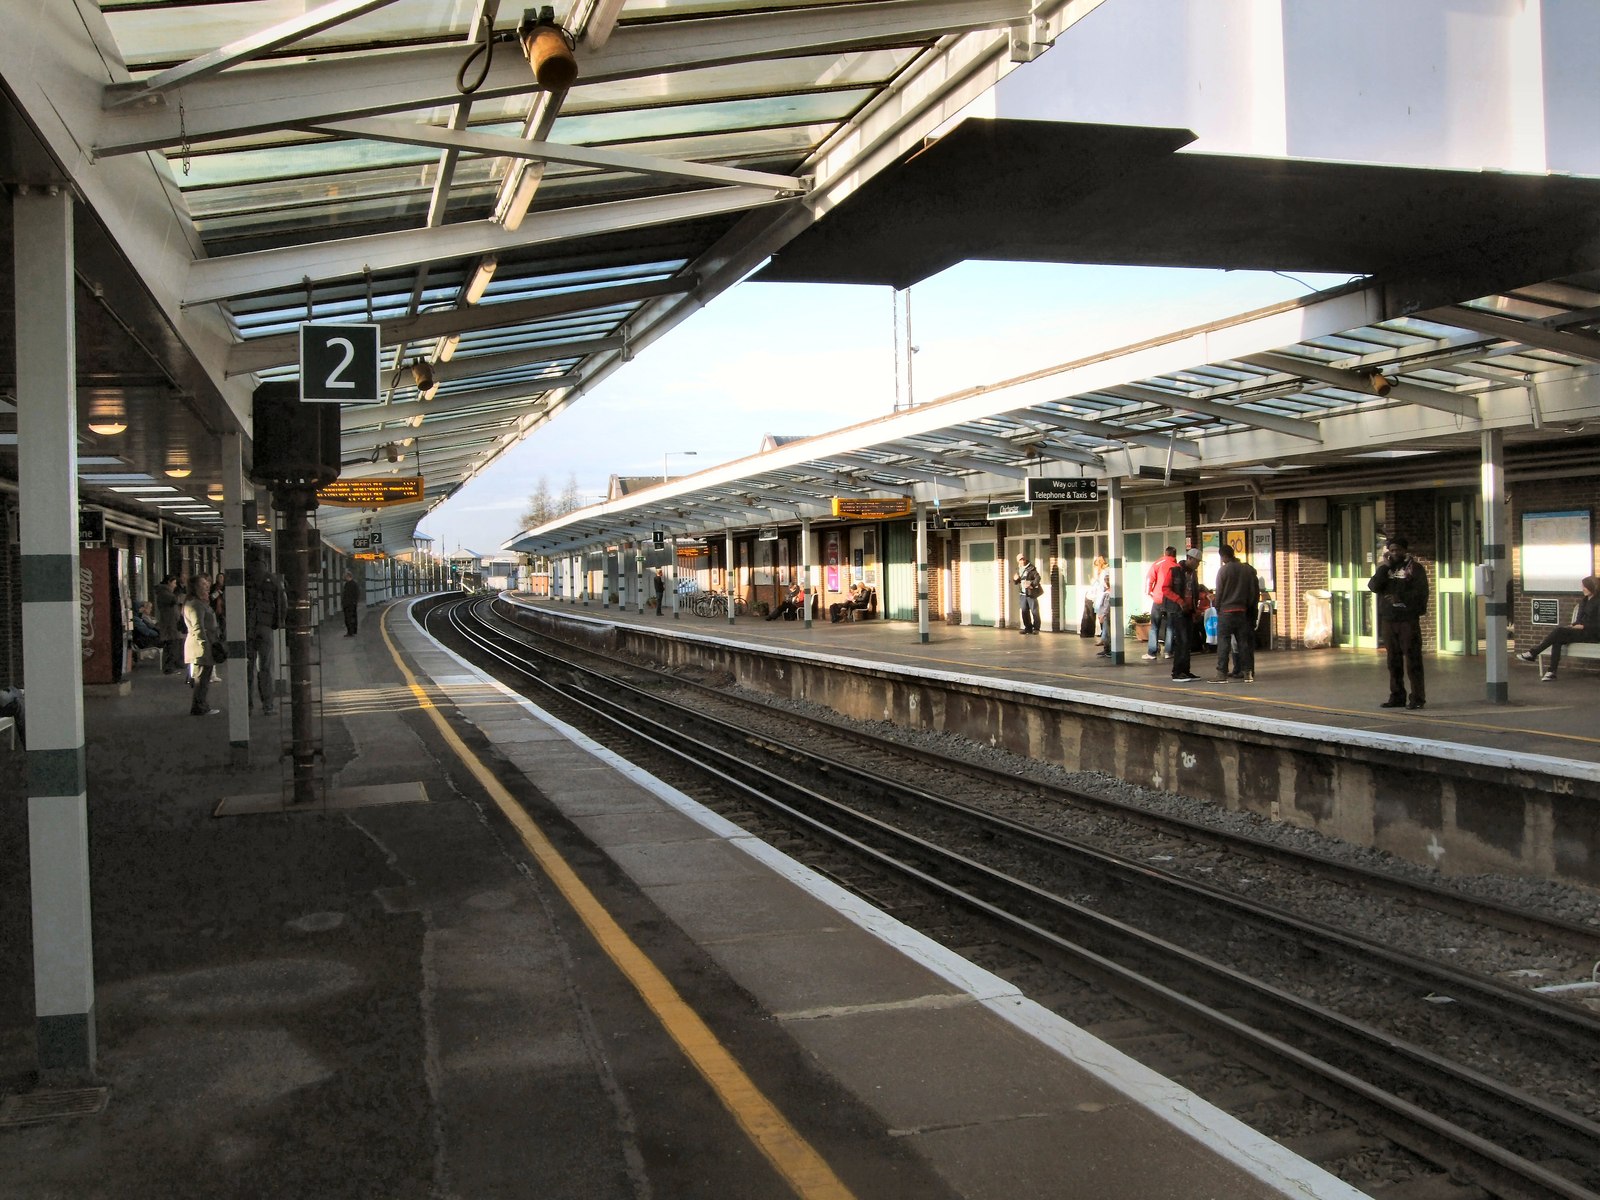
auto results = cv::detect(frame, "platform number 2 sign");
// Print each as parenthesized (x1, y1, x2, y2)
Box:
(300, 322, 381, 405)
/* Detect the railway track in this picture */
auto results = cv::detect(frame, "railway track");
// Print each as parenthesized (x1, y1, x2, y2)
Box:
(425, 595, 1600, 1199)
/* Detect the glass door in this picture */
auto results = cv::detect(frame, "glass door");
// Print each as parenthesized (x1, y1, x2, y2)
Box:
(1327, 500, 1379, 649)
(1004, 535, 1047, 629)
(1435, 494, 1478, 655)
(963, 540, 997, 626)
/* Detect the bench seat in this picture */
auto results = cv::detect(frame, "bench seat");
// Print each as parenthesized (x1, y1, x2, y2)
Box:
(1539, 641, 1600, 674)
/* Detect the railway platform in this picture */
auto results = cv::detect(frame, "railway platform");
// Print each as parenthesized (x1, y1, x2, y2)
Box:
(1, 597, 1358, 1200)
(499, 595, 1600, 890)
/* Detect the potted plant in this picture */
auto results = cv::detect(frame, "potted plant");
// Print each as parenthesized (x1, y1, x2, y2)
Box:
(1129, 611, 1151, 639)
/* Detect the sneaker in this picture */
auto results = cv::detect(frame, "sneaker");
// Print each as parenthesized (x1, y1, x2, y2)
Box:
(1213, 674, 1231, 683)
(1516, 650, 1537, 663)
(1171, 673, 1200, 682)
(1540, 671, 1556, 682)
(1406, 699, 1426, 710)
(191, 707, 221, 717)
(1243, 671, 1255, 683)
(1380, 698, 1406, 708)
(1142, 652, 1158, 661)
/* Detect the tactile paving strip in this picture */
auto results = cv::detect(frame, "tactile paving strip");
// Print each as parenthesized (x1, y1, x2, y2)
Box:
(0, 1086, 109, 1127)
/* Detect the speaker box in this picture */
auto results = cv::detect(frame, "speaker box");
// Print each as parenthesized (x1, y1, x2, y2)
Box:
(251, 382, 341, 488)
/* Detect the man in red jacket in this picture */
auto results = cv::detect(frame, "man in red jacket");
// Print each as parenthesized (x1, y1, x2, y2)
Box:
(1143, 547, 1177, 660)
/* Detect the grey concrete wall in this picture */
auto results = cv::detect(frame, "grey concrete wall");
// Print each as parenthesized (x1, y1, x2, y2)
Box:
(495, 601, 1600, 890)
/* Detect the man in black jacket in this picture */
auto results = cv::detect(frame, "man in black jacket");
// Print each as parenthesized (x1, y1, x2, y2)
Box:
(1368, 536, 1429, 709)
(1211, 544, 1259, 682)
(342, 570, 361, 637)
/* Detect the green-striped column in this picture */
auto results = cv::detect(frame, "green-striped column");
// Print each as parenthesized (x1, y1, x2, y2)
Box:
(16, 185, 96, 1075)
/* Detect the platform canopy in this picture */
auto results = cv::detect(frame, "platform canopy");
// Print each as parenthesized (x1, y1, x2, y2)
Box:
(506, 271, 1600, 555)
(2, 0, 1091, 553)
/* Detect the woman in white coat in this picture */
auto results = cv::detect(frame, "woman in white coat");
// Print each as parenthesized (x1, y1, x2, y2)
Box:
(183, 574, 223, 716)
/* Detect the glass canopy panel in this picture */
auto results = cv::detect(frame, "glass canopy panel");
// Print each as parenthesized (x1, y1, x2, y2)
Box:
(104, 0, 478, 70)
(564, 49, 912, 114)
(552, 90, 871, 146)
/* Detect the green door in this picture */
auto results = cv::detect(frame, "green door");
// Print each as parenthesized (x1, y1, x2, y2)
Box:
(1435, 494, 1478, 655)
(1328, 500, 1379, 649)
(964, 540, 997, 626)
(885, 521, 916, 621)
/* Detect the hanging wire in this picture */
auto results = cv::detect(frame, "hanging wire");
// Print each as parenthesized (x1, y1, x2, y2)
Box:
(457, 13, 513, 94)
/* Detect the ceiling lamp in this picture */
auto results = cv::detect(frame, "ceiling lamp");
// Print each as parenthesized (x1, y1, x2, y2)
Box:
(435, 333, 460, 362)
(164, 463, 192, 479)
(87, 417, 127, 436)
(411, 360, 439, 400)
(462, 257, 498, 305)
(517, 7, 578, 91)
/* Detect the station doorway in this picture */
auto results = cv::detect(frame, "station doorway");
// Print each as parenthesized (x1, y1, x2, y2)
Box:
(1434, 493, 1481, 655)
(1004, 535, 1049, 630)
(1327, 500, 1379, 650)
(963, 539, 997, 626)
(1058, 531, 1110, 635)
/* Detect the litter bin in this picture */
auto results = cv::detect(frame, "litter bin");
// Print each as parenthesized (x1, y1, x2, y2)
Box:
(1303, 589, 1332, 649)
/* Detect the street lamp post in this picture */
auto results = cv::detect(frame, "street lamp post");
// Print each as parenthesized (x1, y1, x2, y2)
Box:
(663, 449, 698, 481)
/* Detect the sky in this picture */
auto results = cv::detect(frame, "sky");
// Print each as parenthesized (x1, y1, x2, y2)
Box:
(417, 261, 1347, 557)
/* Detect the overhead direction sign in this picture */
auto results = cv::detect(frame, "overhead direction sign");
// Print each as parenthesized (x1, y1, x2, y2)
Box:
(300, 321, 382, 405)
(317, 477, 425, 507)
(831, 497, 913, 520)
(1026, 477, 1099, 503)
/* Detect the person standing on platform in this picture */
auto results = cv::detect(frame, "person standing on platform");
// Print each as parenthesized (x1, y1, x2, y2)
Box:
(246, 559, 286, 714)
(1088, 554, 1113, 656)
(652, 568, 666, 615)
(1013, 553, 1042, 635)
(342, 569, 361, 637)
(1164, 548, 1200, 680)
(183, 573, 222, 716)
(1144, 547, 1177, 660)
(1212, 544, 1260, 682)
(155, 573, 183, 674)
(1369, 536, 1429, 709)
(1518, 576, 1599, 681)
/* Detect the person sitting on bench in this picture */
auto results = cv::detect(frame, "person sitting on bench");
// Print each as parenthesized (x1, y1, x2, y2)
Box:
(1518, 575, 1599, 680)
(767, 582, 805, 621)
(830, 583, 872, 623)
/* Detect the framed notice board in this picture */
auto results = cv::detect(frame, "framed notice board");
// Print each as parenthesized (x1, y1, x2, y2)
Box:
(1521, 510, 1592, 592)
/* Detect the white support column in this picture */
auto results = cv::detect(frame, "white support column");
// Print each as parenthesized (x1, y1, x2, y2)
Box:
(16, 185, 97, 1076)
(916, 505, 930, 643)
(669, 545, 680, 619)
(223, 432, 249, 758)
(725, 530, 736, 625)
(1481, 429, 1509, 704)
(800, 519, 812, 629)
(1107, 477, 1125, 665)
(634, 543, 645, 613)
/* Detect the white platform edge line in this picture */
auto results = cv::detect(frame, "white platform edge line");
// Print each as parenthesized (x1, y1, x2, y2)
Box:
(404, 601, 1365, 1200)
(503, 596, 1600, 783)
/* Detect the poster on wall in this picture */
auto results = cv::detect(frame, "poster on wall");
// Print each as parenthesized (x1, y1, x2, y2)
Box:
(1521, 510, 1592, 592)
(825, 531, 841, 592)
(754, 540, 773, 587)
(777, 540, 789, 584)
(862, 529, 878, 585)
(1251, 527, 1276, 590)
(1225, 529, 1248, 558)
(738, 542, 749, 592)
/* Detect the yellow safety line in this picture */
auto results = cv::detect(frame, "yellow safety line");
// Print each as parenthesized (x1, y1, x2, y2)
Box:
(381, 608, 857, 1200)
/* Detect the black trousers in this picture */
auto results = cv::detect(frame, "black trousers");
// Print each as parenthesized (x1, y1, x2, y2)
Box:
(1383, 618, 1424, 703)
(343, 605, 358, 635)
(1529, 627, 1594, 671)
(1163, 601, 1191, 676)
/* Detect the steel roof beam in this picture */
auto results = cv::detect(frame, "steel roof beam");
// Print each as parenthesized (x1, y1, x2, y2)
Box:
(945, 427, 1103, 468)
(1244, 352, 1479, 418)
(95, 0, 1029, 155)
(315, 117, 808, 193)
(837, 454, 964, 487)
(1103, 382, 1327, 440)
(1423, 306, 1600, 363)
(188, 189, 772, 304)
